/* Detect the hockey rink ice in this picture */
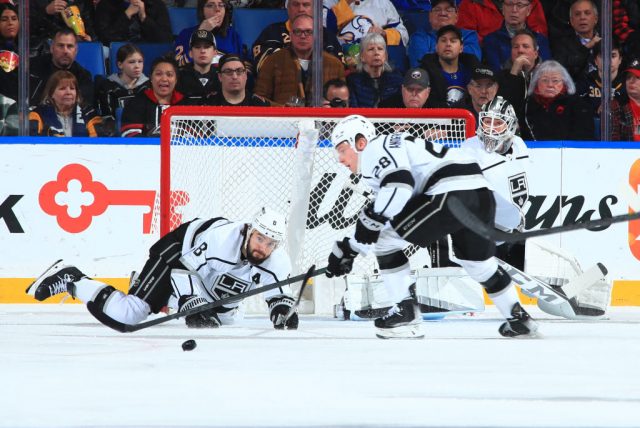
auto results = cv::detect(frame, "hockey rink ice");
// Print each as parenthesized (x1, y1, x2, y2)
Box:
(1, 304, 639, 428)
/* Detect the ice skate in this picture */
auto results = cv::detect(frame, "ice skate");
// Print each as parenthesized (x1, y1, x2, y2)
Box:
(374, 297, 424, 339)
(498, 302, 539, 338)
(26, 260, 86, 302)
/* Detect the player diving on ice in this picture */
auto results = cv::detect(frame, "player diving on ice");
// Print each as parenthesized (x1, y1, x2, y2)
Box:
(27, 208, 300, 331)
(326, 114, 538, 339)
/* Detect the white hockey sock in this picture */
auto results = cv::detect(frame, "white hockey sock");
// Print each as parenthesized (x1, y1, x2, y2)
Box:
(74, 278, 150, 325)
(73, 277, 109, 303)
(489, 284, 520, 319)
(381, 265, 414, 304)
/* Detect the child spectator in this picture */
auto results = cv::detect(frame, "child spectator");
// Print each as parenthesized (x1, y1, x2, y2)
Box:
(177, 29, 221, 102)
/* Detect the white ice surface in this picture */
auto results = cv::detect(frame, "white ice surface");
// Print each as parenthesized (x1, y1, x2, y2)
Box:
(1, 304, 639, 428)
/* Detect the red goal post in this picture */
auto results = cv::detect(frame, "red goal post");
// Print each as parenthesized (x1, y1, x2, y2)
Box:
(159, 106, 475, 310)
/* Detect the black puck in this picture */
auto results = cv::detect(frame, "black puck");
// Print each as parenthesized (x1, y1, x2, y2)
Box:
(182, 339, 197, 351)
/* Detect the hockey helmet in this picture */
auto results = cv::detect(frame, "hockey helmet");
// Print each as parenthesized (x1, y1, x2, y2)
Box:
(330, 115, 376, 151)
(250, 207, 287, 243)
(477, 96, 518, 154)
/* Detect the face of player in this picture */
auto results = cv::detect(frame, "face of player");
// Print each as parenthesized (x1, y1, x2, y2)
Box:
(190, 42, 216, 67)
(335, 141, 359, 174)
(361, 42, 386, 70)
(428, 3, 457, 31)
(467, 79, 498, 111)
(0, 9, 19, 39)
(118, 52, 144, 80)
(402, 84, 430, 108)
(203, 0, 226, 21)
(51, 33, 78, 69)
(510, 34, 538, 65)
(536, 71, 565, 98)
(151, 62, 177, 101)
(288, 0, 312, 19)
(246, 230, 278, 264)
(52, 79, 77, 112)
(435, 32, 462, 62)
(626, 74, 640, 101)
(219, 59, 247, 94)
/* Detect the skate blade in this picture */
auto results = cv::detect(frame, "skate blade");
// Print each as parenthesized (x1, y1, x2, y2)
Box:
(26, 259, 64, 296)
(375, 324, 425, 340)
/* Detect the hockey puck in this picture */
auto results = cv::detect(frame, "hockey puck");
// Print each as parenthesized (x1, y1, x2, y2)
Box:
(181, 339, 197, 351)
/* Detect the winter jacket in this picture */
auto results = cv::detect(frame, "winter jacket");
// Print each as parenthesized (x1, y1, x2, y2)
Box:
(482, 24, 551, 73)
(95, 73, 150, 119)
(120, 88, 186, 137)
(523, 92, 594, 141)
(457, 0, 548, 43)
(29, 54, 95, 108)
(29, 103, 105, 137)
(253, 47, 345, 106)
(611, 95, 635, 141)
(95, 0, 172, 44)
(407, 28, 481, 68)
(347, 69, 403, 107)
(552, 32, 596, 80)
(497, 67, 534, 133)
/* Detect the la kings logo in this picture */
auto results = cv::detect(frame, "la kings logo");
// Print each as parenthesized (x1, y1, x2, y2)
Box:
(210, 274, 251, 300)
(509, 172, 529, 208)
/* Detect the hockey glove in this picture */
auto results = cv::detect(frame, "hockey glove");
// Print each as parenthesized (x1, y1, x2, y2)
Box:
(267, 296, 299, 330)
(326, 237, 359, 278)
(354, 206, 388, 245)
(178, 295, 221, 328)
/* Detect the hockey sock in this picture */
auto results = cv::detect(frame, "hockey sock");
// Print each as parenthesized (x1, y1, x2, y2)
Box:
(73, 277, 110, 303)
(489, 285, 520, 319)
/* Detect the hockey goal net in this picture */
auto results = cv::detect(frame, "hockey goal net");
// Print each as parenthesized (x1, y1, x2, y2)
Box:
(159, 106, 476, 314)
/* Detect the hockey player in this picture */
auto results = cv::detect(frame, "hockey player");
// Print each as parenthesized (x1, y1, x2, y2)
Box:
(27, 208, 299, 331)
(326, 114, 538, 339)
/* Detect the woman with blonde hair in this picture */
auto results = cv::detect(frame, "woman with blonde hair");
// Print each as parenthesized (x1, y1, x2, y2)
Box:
(29, 70, 109, 137)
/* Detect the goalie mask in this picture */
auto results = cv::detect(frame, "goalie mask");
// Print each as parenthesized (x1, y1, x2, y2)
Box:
(477, 96, 518, 154)
(330, 115, 376, 151)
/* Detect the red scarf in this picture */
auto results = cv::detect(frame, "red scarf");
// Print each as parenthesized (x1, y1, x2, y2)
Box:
(533, 86, 567, 111)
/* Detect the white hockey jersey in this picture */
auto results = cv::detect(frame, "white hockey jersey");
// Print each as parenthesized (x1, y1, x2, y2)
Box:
(461, 135, 530, 230)
(360, 132, 489, 219)
(178, 218, 292, 309)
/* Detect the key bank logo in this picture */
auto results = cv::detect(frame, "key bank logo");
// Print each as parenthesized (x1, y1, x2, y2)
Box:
(629, 159, 640, 260)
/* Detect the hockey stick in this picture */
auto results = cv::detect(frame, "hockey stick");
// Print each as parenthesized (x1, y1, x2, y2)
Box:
(281, 264, 316, 328)
(98, 266, 326, 333)
(447, 196, 640, 243)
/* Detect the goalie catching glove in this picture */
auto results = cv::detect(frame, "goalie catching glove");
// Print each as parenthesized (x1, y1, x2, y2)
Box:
(267, 296, 299, 330)
(178, 295, 221, 328)
(354, 205, 388, 245)
(326, 237, 359, 278)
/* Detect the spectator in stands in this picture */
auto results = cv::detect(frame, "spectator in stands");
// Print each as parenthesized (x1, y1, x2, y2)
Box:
(541, 0, 601, 43)
(379, 66, 441, 108)
(177, 29, 221, 102)
(612, 58, 640, 141)
(346, 33, 402, 107)
(252, 0, 342, 72)
(322, 78, 350, 107)
(419, 25, 481, 107)
(482, 0, 550, 73)
(0, 92, 17, 135)
(254, 14, 345, 106)
(203, 53, 270, 106)
(0, 3, 19, 100)
(552, 0, 600, 80)
(174, 0, 244, 67)
(522, 60, 593, 140)
(576, 40, 625, 121)
(324, 0, 409, 47)
(29, 28, 95, 108)
(407, 0, 481, 68)
(95, 43, 150, 122)
(29, 70, 110, 137)
(95, 0, 172, 44)
(463, 67, 499, 122)
(121, 56, 186, 137)
(497, 29, 541, 132)
(30, 0, 97, 54)
(457, 0, 547, 44)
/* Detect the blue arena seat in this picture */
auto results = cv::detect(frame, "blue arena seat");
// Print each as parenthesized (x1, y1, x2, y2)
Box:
(109, 42, 175, 75)
(168, 7, 198, 36)
(232, 8, 288, 53)
(387, 45, 409, 75)
(75, 41, 106, 78)
(399, 10, 431, 36)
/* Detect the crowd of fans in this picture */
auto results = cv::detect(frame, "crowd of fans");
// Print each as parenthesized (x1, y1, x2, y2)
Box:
(0, 0, 636, 141)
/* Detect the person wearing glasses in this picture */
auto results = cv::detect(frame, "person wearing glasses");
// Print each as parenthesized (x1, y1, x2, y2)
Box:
(204, 54, 270, 106)
(174, 0, 244, 67)
(95, 0, 172, 44)
(482, 0, 550, 73)
(407, 0, 481, 68)
(522, 60, 593, 140)
(254, 14, 345, 106)
(177, 30, 220, 102)
(457, 0, 547, 44)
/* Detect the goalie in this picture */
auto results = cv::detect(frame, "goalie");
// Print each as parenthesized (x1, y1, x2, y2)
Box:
(27, 208, 300, 331)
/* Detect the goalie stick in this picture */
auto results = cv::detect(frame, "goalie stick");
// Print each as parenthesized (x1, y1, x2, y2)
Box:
(91, 266, 326, 333)
(447, 196, 640, 243)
